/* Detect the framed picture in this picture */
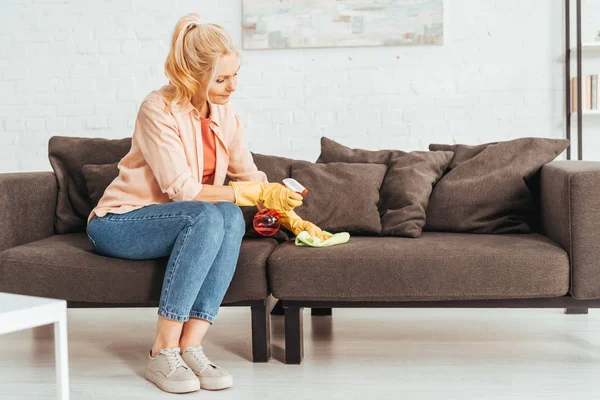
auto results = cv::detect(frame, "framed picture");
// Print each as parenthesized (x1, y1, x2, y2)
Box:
(242, 0, 444, 50)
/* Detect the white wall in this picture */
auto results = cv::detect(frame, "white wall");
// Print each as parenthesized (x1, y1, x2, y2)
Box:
(1, 0, 599, 173)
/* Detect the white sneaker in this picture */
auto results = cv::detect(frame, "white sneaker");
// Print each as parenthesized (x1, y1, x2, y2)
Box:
(181, 345, 233, 390)
(144, 347, 200, 394)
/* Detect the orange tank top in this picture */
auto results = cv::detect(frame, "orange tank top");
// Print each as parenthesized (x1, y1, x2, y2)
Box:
(200, 116, 216, 185)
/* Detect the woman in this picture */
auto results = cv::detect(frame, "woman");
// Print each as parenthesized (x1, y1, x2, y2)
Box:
(86, 14, 330, 394)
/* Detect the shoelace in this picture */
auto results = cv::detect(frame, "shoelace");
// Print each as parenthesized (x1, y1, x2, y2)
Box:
(188, 346, 213, 373)
(160, 348, 188, 376)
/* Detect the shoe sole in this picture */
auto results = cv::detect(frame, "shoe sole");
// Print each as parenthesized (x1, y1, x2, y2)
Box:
(199, 375, 234, 391)
(145, 369, 200, 393)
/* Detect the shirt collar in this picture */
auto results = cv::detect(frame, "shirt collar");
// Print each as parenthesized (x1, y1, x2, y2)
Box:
(173, 99, 221, 127)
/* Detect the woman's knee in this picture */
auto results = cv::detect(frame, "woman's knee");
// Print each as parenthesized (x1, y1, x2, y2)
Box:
(213, 201, 246, 235)
(185, 202, 224, 230)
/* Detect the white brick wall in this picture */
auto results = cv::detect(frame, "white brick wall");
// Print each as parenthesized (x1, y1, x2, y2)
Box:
(1, 0, 600, 172)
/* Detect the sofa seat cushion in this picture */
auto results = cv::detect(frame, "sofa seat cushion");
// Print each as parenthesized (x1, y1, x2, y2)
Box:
(268, 233, 569, 302)
(0, 233, 278, 304)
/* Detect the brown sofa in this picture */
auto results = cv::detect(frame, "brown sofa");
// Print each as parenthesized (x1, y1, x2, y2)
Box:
(270, 160, 600, 363)
(1, 137, 600, 365)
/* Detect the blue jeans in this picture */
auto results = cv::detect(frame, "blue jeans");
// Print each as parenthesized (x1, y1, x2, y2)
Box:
(86, 201, 246, 324)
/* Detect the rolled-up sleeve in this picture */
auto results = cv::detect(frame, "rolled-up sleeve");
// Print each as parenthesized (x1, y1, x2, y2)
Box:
(134, 101, 204, 202)
(227, 113, 268, 183)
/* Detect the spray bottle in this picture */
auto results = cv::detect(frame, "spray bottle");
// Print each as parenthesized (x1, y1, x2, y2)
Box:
(253, 178, 307, 236)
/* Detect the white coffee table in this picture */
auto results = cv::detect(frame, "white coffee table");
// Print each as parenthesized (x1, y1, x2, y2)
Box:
(0, 292, 70, 400)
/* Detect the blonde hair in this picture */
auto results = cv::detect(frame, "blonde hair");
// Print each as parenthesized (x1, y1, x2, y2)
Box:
(164, 13, 237, 107)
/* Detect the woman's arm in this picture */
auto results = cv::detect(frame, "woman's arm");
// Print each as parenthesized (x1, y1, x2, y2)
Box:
(194, 113, 273, 205)
(136, 101, 205, 202)
(193, 184, 236, 203)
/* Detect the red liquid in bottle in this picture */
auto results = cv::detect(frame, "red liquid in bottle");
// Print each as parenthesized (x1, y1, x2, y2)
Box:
(253, 209, 281, 236)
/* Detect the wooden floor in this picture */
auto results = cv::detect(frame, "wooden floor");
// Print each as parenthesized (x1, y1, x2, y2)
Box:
(1, 306, 599, 399)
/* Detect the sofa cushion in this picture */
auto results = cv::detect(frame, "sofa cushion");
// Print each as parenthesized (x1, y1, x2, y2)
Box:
(48, 136, 132, 234)
(0, 233, 278, 304)
(426, 137, 570, 234)
(268, 232, 569, 301)
(82, 162, 119, 208)
(251, 152, 296, 182)
(290, 161, 387, 234)
(316, 137, 453, 238)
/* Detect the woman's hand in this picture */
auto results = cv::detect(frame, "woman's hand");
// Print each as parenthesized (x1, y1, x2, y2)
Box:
(228, 181, 303, 213)
(278, 210, 333, 241)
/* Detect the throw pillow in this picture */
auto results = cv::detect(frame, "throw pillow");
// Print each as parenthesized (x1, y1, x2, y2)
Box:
(48, 136, 132, 234)
(316, 137, 453, 238)
(290, 161, 387, 234)
(426, 137, 570, 233)
(82, 162, 119, 209)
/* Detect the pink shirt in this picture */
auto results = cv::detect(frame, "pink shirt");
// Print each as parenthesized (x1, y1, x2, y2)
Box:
(87, 84, 267, 224)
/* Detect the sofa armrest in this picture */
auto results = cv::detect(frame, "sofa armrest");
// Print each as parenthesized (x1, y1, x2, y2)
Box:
(540, 161, 600, 299)
(0, 172, 57, 253)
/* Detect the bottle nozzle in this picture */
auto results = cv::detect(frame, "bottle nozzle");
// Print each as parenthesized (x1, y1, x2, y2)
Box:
(282, 178, 307, 195)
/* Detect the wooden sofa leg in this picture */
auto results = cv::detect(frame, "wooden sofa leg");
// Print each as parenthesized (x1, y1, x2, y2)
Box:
(564, 307, 589, 314)
(251, 304, 271, 362)
(311, 307, 332, 316)
(285, 306, 304, 364)
(270, 299, 285, 316)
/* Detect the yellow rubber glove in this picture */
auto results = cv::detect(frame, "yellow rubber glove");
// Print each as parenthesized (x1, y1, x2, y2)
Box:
(228, 181, 303, 213)
(279, 210, 333, 241)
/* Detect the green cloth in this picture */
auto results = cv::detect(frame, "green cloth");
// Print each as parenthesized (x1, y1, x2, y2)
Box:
(294, 230, 350, 247)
